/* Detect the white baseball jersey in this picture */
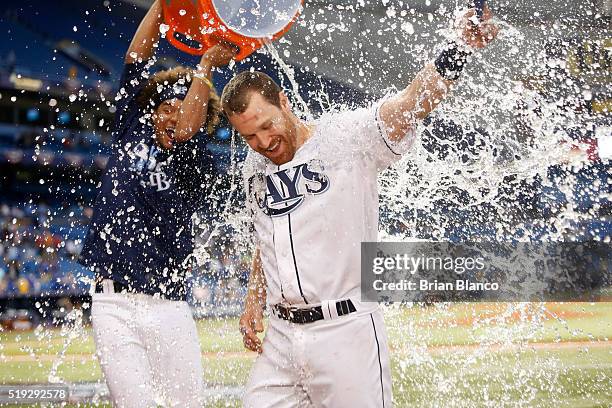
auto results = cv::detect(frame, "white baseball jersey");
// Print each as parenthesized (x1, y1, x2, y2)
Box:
(244, 100, 416, 306)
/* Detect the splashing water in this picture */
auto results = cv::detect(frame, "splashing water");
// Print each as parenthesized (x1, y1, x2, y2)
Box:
(264, 42, 314, 121)
(192, 129, 243, 267)
(48, 308, 84, 383)
(200, 2, 611, 406)
(2, 1, 606, 406)
(220, 5, 610, 246)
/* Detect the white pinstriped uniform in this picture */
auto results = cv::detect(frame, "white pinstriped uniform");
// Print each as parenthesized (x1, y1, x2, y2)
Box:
(242, 99, 416, 407)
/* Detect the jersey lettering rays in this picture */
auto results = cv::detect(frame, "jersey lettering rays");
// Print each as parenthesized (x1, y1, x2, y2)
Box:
(249, 159, 330, 217)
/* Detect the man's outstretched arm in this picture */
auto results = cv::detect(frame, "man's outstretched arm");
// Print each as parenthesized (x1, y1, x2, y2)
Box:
(172, 44, 236, 143)
(379, 6, 499, 142)
(125, 0, 163, 64)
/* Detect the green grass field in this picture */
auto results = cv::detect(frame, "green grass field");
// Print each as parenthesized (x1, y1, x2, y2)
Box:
(0, 302, 610, 407)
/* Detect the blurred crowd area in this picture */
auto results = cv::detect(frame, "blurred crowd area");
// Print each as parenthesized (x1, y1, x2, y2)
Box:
(188, 239, 250, 316)
(0, 0, 609, 330)
(0, 202, 92, 298)
(0, 200, 250, 328)
(0, 202, 249, 298)
(11, 126, 111, 154)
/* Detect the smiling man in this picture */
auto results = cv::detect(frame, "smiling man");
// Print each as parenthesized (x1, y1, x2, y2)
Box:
(78, 1, 235, 406)
(222, 6, 498, 408)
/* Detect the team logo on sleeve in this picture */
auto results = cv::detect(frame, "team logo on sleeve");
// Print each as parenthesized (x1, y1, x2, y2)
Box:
(248, 160, 330, 217)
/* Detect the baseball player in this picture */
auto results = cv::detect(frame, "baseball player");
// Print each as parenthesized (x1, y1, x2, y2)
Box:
(221, 6, 498, 407)
(78, 1, 235, 406)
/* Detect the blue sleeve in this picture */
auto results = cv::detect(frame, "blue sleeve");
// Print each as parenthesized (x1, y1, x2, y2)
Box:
(111, 61, 150, 138)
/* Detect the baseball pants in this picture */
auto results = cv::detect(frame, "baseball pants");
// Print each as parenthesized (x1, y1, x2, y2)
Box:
(91, 291, 204, 408)
(244, 309, 392, 408)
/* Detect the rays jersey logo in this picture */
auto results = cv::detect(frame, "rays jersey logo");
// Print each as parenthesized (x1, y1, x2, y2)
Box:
(249, 160, 330, 217)
(127, 142, 172, 192)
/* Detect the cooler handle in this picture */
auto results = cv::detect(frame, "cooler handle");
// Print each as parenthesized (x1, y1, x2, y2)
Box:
(166, 25, 206, 56)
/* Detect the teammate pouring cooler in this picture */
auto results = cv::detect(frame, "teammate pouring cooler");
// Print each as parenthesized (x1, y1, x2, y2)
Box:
(78, 1, 235, 406)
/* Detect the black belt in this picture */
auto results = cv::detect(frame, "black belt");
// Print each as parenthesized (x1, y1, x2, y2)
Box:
(273, 299, 357, 324)
(94, 279, 129, 294)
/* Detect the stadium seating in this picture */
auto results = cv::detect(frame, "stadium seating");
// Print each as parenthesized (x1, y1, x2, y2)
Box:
(0, 0, 608, 328)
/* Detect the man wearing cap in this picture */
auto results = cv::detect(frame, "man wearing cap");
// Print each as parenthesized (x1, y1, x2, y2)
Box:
(78, 1, 235, 406)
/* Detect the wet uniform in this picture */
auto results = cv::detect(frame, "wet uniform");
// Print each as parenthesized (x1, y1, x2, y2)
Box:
(243, 101, 415, 407)
(80, 60, 214, 408)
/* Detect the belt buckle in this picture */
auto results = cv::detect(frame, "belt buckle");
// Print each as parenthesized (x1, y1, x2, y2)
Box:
(274, 305, 303, 323)
(274, 304, 291, 321)
(287, 306, 301, 323)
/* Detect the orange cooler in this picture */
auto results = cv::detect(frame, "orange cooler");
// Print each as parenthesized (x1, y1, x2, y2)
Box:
(161, 0, 303, 60)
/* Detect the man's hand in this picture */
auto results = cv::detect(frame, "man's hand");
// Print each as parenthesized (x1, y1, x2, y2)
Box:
(379, 4, 499, 142)
(457, 5, 499, 49)
(239, 301, 264, 353)
(238, 248, 266, 353)
(201, 42, 239, 68)
(171, 43, 236, 144)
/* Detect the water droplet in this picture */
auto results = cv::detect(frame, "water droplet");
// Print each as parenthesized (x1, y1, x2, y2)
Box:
(401, 22, 414, 35)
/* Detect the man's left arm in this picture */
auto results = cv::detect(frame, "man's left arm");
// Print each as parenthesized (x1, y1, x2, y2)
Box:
(379, 6, 499, 142)
(172, 44, 236, 144)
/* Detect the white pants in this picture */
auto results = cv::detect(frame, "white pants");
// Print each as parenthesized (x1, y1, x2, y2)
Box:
(244, 309, 392, 408)
(91, 292, 204, 408)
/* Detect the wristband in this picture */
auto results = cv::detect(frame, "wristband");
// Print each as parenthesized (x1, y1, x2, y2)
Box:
(434, 41, 472, 81)
(192, 72, 214, 89)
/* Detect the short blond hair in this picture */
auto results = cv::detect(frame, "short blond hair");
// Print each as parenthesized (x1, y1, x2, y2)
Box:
(221, 71, 281, 115)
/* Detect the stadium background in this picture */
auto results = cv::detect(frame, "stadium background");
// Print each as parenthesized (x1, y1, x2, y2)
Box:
(0, 0, 610, 406)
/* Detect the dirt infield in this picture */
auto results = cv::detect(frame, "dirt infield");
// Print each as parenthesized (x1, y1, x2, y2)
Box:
(2, 339, 610, 364)
(412, 302, 606, 328)
(395, 338, 612, 355)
